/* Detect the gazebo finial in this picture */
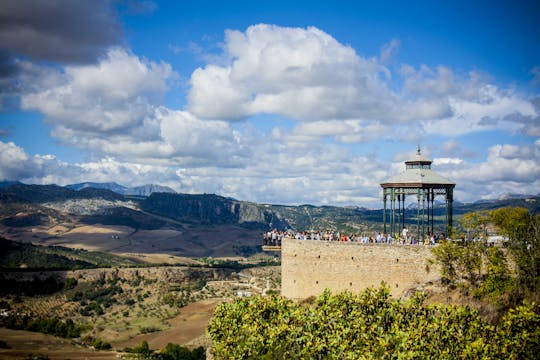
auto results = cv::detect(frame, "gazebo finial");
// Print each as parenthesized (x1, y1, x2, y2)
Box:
(417, 145, 421, 155)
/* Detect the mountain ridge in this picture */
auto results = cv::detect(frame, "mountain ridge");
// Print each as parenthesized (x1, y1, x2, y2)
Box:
(66, 182, 176, 196)
(0, 183, 538, 257)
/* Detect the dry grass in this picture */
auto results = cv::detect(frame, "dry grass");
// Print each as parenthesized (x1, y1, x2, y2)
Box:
(1, 265, 281, 355)
(0, 328, 118, 360)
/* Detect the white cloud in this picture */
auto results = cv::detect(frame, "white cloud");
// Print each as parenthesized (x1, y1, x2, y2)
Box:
(441, 143, 540, 201)
(0, 141, 30, 180)
(188, 24, 408, 123)
(379, 39, 400, 65)
(187, 24, 539, 145)
(422, 84, 537, 137)
(22, 48, 173, 135)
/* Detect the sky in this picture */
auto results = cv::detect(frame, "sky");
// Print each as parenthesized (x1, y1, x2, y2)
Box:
(0, 0, 539, 208)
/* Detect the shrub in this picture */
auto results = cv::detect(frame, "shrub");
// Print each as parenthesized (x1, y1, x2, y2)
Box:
(92, 339, 112, 350)
(208, 285, 539, 359)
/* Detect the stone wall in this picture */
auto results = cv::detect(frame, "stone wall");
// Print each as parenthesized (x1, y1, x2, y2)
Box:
(281, 238, 441, 299)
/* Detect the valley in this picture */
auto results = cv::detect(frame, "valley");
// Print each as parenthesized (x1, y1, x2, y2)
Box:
(0, 263, 280, 358)
(0, 183, 538, 358)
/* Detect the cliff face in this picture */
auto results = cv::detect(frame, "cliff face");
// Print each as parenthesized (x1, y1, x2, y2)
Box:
(141, 193, 289, 230)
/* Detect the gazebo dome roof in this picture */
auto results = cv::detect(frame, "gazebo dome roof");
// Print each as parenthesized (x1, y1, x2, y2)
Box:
(381, 148, 455, 188)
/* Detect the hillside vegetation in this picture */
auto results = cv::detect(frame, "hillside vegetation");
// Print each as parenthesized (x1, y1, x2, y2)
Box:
(209, 286, 539, 359)
(0, 237, 138, 270)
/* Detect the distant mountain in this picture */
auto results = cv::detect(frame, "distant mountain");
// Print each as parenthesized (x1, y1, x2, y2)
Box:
(0, 180, 22, 189)
(124, 184, 176, 196)
(141, 192, 289, 229)
(498, 193, 538, 201)
(66, 182, 175, 196)
(0, 184, 123, 203)
(66, 182, 128, 193)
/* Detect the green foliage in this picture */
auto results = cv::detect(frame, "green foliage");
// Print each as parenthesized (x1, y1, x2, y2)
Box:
(459, 210, 490, 241)
(494, 302, 540, 359)
(0, 237, 137, 270)
(161, 343, 205, 360)
(476, 246, 514, 303)
(208, 285, 539, 359)
(0, 315, 82, 338)
(92, 339, 112, 350)
(430, 240, 483, 287)
(140, 326, 161, 334)
(433, 208, 539, 308)
(123, 342, 205, 360)
(134, 340, 150, 356)
(490, 207, 531, 239)
(64, 277, 78, 290)
(491, 208, 540, 295)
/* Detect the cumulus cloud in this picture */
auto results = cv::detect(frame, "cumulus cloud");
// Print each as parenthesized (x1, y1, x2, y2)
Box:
(421, 84, 537, 137)
(21, 48, 173, 135)
(187, 24, 538, 145)
(16, 48, 248, 168)
(438, 142, 540, 201)
(188, 24, 407, 123)
(0, 141, 31, 180)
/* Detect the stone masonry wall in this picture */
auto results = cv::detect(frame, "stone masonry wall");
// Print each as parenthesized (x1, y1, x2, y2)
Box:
(281, 238, 441, 299)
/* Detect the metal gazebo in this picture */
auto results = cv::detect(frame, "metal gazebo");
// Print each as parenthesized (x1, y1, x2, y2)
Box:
(380, 148, 455, 241)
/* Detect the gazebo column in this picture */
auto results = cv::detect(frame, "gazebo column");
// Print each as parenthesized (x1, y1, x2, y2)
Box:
(447, 187, 454, 235)
(422, 189, 426, 242)
(426, 189, 430, 237)
(396, 193, 401, 236)
(383, 190, 387, 234)
(416, 189, 422, 242)
(431, 190, 435, 236)
(401, 192, 406, 232)
(390, 188, 395, 236)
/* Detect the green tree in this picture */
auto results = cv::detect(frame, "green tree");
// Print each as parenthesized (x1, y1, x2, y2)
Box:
(460, 211, 490, 242)
(161, 343, 205, 360)
(430, 240, 483, 288)
(134, 340, 150, 356)
(476, 246, 514, 303)
(490, 208, 540, 295)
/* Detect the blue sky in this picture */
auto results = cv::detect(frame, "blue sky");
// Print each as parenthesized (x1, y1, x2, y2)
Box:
(0, 0, 539, 207)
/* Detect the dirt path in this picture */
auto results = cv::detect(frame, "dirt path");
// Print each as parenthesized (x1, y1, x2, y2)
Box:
(0, 328, 118, 360)
(113, 298, 224, 350)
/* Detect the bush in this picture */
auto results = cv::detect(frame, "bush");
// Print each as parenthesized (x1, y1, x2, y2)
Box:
(0, 316, 81, 338)
(92, 339, 112, 350)
(208, 285, 539, 359)
(161, 343, 205, 360)
(64, 277, 78, 290)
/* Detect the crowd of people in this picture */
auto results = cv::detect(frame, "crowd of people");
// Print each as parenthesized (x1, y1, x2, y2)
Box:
(262, 228, 445, 246)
